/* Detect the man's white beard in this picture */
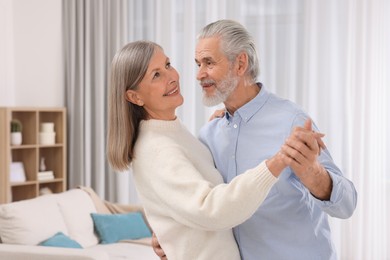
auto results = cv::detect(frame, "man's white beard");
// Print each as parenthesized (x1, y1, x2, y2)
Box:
(202, 71, 238, 107)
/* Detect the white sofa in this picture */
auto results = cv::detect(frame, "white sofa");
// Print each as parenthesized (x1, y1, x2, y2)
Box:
(0, 187, 159, 260)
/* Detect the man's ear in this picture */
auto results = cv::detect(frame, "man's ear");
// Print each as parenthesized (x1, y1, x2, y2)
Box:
(236, 52, 249, 76)
(125, 90, 144, 106)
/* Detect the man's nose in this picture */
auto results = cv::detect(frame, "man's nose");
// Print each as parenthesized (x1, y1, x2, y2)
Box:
(196, 66, 206, 81)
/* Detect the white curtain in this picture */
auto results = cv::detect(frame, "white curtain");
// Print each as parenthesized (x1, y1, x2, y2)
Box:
(301, 1, 389, 259)
(342, 0, 389, 258)
(63, 0, 133, 202)
(63, 0, 389, 258)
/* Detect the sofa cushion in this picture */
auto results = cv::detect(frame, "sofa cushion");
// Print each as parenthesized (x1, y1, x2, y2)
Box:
(57, 189, 99, 248)
(91, 212, 152, 244)
(39, 231, 83, 248)
(0, 194, 68, 245)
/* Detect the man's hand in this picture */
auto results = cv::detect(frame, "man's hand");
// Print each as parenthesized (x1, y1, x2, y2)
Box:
(152, 233, 167, 260)
(280, 119, 332, 200)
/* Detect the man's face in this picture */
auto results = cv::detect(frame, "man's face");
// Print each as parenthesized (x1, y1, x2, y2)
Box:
(195, 37, 238, 107)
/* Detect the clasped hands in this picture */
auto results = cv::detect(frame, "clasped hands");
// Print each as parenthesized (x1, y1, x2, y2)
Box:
(209, 111, 331, 200)
(278, 118, 332, 200)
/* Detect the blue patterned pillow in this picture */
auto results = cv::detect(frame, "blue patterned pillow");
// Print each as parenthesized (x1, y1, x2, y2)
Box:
(39, 232, 82, 248)
(91, 212, 152, 244)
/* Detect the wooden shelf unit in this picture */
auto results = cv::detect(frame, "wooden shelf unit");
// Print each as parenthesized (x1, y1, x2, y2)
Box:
(0, 107, 67, 204)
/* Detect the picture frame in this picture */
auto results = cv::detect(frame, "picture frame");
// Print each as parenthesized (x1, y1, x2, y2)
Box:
(10, 162, 26, 182)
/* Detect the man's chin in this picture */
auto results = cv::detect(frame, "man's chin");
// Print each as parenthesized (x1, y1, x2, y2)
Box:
(202, 96, 223, 107)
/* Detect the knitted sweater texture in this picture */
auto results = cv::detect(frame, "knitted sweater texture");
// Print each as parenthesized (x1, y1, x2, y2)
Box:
(131, 118, 277, 260)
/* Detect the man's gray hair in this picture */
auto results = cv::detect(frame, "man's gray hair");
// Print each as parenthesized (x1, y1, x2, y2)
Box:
(197, 19, 260, 82)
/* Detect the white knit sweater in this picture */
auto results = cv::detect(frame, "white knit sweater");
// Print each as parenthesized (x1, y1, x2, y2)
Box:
(132, 118, 277, 260)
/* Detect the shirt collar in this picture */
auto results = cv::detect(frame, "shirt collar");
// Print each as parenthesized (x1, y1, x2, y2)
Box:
(225, 82, 269, 123)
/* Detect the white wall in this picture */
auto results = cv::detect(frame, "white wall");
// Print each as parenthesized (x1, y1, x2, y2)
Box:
(0, 0, 64, 107)
(0, 0, 15, 105)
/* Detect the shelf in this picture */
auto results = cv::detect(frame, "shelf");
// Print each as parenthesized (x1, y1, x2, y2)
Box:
(11, 148, 37, 181)
(11, 111, 37, 145)
(0, 107, 67, 204)
(38, 178, 64, 183)
(10, 144, 38, 149)
(39, 181, 64, 195)
(11, 180, 37, 187)
(38, 144, 64, 148)
(11, 184, 37, 202)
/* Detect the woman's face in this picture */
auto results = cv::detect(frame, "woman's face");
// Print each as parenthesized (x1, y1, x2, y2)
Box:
(128, 47, 183, 120)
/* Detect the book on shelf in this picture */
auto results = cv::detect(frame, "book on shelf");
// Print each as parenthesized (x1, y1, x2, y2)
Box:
(38, 171, 54, 181)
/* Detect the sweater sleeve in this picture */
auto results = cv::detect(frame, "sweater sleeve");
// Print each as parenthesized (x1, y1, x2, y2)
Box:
(134, 144, 277, 231)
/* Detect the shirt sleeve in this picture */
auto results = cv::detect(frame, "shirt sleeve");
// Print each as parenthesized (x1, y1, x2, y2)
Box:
(312, 169, 357, 218)
(293, 113, 357, 218)
(135, 143, 278, 231)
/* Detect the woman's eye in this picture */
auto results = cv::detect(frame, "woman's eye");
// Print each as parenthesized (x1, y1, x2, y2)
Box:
(153, 72, 160, 79)
(166, 62, 171, 69)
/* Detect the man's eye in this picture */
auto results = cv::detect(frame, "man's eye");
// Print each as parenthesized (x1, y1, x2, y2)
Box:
(153, 72, 160, 79)
(166, 62, 171, 69)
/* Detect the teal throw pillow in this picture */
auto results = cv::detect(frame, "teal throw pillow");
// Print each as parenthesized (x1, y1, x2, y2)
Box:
(39, 232, 82, 248)
(91, 212, 152, 244)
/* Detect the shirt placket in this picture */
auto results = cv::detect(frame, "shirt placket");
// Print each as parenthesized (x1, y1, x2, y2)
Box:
(226, 115, 241, 182)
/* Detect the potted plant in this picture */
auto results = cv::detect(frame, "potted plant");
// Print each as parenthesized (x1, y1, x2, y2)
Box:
(10, 119, 23, 145)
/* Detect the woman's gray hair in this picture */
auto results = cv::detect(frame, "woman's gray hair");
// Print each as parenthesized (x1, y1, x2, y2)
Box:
(197, 19, 260, 82)
(107, 41, 161, 171)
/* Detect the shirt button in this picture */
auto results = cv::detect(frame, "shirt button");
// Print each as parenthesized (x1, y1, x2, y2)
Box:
(233, 124, 238, 128)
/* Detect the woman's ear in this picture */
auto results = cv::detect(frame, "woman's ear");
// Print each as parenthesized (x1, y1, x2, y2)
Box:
(125, 90, 144, 106)
(236, 52, 249, 76)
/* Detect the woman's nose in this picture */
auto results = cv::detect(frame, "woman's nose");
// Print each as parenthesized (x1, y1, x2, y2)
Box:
(168, 67, 179, 82)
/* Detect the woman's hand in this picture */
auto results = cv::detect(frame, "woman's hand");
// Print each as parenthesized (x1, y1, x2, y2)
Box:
(208, 109, 225, 121)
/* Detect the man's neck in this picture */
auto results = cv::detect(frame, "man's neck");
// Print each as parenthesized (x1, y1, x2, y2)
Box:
(224, 82, 260, 115)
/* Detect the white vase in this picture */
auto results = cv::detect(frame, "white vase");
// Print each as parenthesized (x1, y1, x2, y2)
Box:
(11, 132, 22, 145)
(39, 132, 56, 145)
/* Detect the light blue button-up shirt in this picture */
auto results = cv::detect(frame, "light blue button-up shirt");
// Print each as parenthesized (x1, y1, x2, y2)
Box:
(199, 84, 357, 260)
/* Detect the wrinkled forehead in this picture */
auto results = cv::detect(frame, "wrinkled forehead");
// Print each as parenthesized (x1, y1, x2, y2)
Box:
(195, 37, 224, 61)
